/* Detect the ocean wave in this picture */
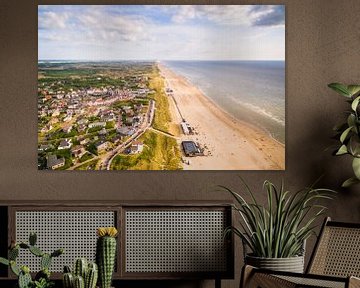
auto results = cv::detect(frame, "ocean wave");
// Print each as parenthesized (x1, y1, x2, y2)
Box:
(241, 102, 285, 126)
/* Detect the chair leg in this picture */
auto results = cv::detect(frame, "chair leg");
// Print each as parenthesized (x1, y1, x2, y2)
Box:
(215, 278, 221, 288)
(240, 265, 296, 288)
(349, 276, 360, 288)
(240, 265, 255, 288)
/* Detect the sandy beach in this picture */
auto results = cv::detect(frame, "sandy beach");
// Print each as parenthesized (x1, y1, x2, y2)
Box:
(158, 63, 285, 170)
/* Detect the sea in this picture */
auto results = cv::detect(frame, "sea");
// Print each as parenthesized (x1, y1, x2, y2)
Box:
(162, 60, 285, 144)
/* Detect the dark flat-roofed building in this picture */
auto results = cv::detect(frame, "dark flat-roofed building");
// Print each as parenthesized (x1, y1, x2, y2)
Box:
(182, 141, 202, 157)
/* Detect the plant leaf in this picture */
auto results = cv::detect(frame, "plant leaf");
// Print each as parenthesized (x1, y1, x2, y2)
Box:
(347, 114, 357, 131)
(352, 96, 360, 111)
(336, 145, 348, 155)
(352, 157, 360, 179)
(340, 126, 352, 143)
(0, 257, 9, 266)
(342, 177, 360, 188)
(347, 85, 360, 97)
(328, 83, 351, 97)
(349, 135, 360, 157)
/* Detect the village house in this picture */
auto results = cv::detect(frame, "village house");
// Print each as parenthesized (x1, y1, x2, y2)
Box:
(63, 125, 73, 134)
(68, 104, 78, 110)
(51, 109, 60, 117)
(122, 106, 134, 116)
(115, 120, 123, 129)
(132, 116, 142, 127)
(130, 141, 144, 154)
(102, 114, 116, 122)
(38, 144, 53, 152)
(125, 117, 134, 126)
(40, 124, 53, 134)
(58, 139, 72, 150)
(39, 110, 47, 117)
(95, 141, 109, 153)
(77, 118, 89, 126)
(111, 135, 122, 144)
(116, 127, 135, 136)
(46, 154, 65, 170)
(63, 114, 72, 122)
(80, 138, 90, 145)
(77, 124, 87, 133)
(88, 122, 106, 129)
(49, 117, 59, 125)
(98, 128, 107, 136)
(134, 104, 143, 113)
(71, 145, 86, 158)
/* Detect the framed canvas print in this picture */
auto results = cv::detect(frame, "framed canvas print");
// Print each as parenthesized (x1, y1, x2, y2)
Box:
(37, 5, 285, 171)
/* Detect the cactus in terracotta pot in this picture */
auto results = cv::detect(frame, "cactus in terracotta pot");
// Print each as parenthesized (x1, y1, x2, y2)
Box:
(96, 227, 118, 288)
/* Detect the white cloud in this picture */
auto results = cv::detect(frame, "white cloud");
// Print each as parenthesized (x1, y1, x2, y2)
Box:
(76, 9, 152, 42)
(197, 6, 252, 26)
(250, 5, 285, 26)
(39, 11, 69, 29)
(168, 5, 284, 27)
(38, 5, 285, 60)
(171, 6, 197, 23)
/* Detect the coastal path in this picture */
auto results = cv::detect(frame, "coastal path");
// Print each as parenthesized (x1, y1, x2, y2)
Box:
(148, 127, 178, 139)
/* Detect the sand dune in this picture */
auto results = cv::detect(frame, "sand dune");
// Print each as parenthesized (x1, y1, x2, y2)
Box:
(158, 63, 285, 170)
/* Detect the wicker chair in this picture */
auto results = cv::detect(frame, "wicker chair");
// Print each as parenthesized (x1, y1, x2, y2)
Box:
(241, 217, 360, 288)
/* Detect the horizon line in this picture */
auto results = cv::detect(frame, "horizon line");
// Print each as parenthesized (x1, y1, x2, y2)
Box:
(38, 59, 285, 62)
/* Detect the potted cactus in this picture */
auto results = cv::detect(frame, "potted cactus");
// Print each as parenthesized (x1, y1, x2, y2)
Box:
(62, 258, 98, 288)
(0, 232, 63, 288)
(96, 227, 118, 288)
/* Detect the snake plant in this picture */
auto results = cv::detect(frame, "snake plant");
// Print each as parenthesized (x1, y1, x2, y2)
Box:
(222, 179, 334, 258)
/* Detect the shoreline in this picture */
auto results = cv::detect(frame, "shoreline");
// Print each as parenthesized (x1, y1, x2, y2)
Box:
(162, 63, 285, 146)
(179, 72, 285, 147)
(157, 63, 285, 170)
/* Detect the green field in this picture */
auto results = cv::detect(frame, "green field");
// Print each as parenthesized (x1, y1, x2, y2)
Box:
(74, 159, 99, 170)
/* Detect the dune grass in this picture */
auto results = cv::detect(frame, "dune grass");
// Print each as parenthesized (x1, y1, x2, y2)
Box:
(148, 67, 172, 133)
(111, 130, 182, 170)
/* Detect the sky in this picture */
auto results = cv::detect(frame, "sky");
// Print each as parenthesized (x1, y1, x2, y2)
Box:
(38, 5, 285, 61)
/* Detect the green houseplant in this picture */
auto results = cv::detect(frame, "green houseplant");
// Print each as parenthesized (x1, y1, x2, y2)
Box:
(0, 232, 63, 288)
(96, 227, 118, 288)
(222, 179, 334, 272)
(62, 258, 98, 288)
(328, 83, 360, 187)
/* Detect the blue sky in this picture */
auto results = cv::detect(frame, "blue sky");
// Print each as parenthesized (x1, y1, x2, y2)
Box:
(38, 5, 285, 61)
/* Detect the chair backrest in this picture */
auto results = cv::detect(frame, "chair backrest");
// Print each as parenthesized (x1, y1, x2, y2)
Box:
(307, 217, 360, 277)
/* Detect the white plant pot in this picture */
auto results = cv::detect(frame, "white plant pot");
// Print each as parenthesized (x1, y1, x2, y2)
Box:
(245, 254, 305, 273)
